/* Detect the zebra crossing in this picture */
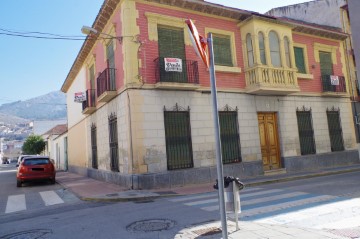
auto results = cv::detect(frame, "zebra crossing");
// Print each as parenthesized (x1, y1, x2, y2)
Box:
(167, 187, 360, 230)
(0, 189, 79, 215)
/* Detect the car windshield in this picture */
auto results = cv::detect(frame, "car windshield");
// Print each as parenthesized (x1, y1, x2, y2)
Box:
(23, 158, 50, 166)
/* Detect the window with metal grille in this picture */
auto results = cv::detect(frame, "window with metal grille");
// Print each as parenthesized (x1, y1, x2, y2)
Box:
(326, 108, 344, 152)
(164, 104, 193, 170)
(108, 113, 119, 172)
(294, 47, 306, 74)
(213, 34, 233, 67)
(296, 108, 316, 155)
(91, 124, 98, 169)
(219, 106, 242, 164)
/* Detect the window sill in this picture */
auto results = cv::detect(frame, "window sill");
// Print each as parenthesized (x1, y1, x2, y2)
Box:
(215, 65, 241, 73)
(297, 73, 313, 79)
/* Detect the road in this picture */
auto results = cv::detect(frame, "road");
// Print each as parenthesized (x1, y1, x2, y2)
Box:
(0, 164, 359, 238)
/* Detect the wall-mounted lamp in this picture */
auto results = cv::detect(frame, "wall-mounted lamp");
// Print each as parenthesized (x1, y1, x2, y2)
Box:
(81, 25, 123, 43)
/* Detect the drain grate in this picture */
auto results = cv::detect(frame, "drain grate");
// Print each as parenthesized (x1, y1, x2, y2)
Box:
(192, 227, 222, 236)
(126, 219, 176, 232)
(0, 229, 52, 239)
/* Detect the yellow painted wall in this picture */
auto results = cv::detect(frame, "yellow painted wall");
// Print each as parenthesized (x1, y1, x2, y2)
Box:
(67, 120, 88, 167)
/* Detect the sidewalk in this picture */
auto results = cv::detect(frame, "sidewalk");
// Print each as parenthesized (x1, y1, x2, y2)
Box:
(55, 164, 360, 239)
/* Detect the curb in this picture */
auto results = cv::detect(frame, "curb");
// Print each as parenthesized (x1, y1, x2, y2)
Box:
(244, 167, 360, 187)
(56, 166, 360, 202)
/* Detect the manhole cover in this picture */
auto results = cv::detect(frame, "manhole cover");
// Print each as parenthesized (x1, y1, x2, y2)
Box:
(126, 219, 176, 232)
(1, 229, 52, 239)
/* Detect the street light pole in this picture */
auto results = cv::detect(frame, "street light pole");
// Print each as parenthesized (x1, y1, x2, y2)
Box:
(208, 32, 228, 239)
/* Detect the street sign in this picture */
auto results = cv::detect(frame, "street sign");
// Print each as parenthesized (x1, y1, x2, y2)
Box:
(185, 19, 209, 68)
(185, 18, 228, 238)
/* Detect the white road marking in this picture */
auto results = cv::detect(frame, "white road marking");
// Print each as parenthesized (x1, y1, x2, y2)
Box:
(169, 193, 216, 202)
(5, 195, 26, 213)
(40, 191, 64, 206)
(243, 195, 335, 217)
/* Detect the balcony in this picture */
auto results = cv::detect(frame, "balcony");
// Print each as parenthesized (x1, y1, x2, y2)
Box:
(244, 66, 300, 95)
(97, 68, 117, 102)
(321, 75, 347, 97)
(154, 57, 200, 90)
(82, 89, 96, 114)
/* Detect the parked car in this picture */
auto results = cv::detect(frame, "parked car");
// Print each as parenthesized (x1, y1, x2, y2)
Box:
(16, 155, 36, 166)
(16, 156, 56, 187)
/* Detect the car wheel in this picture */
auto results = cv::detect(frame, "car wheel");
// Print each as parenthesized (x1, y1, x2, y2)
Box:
(16, 180, 22, 187)
(50, 178, 56, 184)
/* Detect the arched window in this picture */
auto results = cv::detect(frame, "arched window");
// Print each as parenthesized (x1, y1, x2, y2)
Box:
(258, 32, 266, 65)
(284, 36, 291, 67)
(246, 33, 254, 67)
(269, 31, 281, 67)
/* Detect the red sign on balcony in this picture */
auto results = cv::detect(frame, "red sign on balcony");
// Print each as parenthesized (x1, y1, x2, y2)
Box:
(330, 75, 339, 85)
(74, 92, 86, 102)
(164, 58, 183, 72)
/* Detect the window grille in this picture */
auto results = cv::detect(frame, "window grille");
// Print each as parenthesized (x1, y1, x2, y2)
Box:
(164, 104, 193, 170)
(296, 107, 316, 155)
(219, 105, 242, 164)
(326, 107, 344, 152)
(91, 124, 98, 169)
(108, 113, 119, 172)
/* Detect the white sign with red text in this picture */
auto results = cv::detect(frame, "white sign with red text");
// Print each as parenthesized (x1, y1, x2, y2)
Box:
(330, 75, 339, 85)
(74, 92, 86, 102)
(164, 58, 183, 72)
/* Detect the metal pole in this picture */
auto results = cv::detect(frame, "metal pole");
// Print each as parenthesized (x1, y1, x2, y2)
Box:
(208, 32, 228, 239)
(233, 181, 239, 230)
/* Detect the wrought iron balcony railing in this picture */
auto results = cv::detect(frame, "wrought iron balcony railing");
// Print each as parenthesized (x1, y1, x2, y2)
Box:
(82, 89, 96, 111)
(97, 68, 116, 97)
(154, 57, 199, 84)
(321, 75, 346, 93)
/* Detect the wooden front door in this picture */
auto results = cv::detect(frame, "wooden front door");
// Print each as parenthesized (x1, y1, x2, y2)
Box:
(258, 113, 281, 170)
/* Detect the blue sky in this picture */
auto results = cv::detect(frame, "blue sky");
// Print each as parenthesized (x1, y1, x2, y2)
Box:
(0, 0, 307, 105)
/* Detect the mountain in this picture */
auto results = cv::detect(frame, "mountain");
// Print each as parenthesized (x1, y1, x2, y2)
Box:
(0, 91, 67, 121)
(0, 112, 28, 124)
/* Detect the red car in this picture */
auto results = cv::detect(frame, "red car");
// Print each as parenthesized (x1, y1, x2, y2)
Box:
(16, 156, 56, 187)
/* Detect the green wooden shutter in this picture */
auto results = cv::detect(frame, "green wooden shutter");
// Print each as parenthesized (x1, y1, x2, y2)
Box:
(158, 26, 185, 59)
(106, 41, 115, 68)
(213, 35, 233, 66)
(294, 47, 306, 73)
(319, 51, 333, 76)
(157, 25, 187, 83)
(89, 64, 95, 89)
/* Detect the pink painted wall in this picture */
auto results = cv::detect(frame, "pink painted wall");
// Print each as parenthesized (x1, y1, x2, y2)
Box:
(293, 33, 343, 93)
(86, 12, 124, 92)
(136, 3, 246, 89)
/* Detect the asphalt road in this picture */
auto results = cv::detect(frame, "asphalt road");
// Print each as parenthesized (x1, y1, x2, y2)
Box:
(0, 165, 359, 238)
